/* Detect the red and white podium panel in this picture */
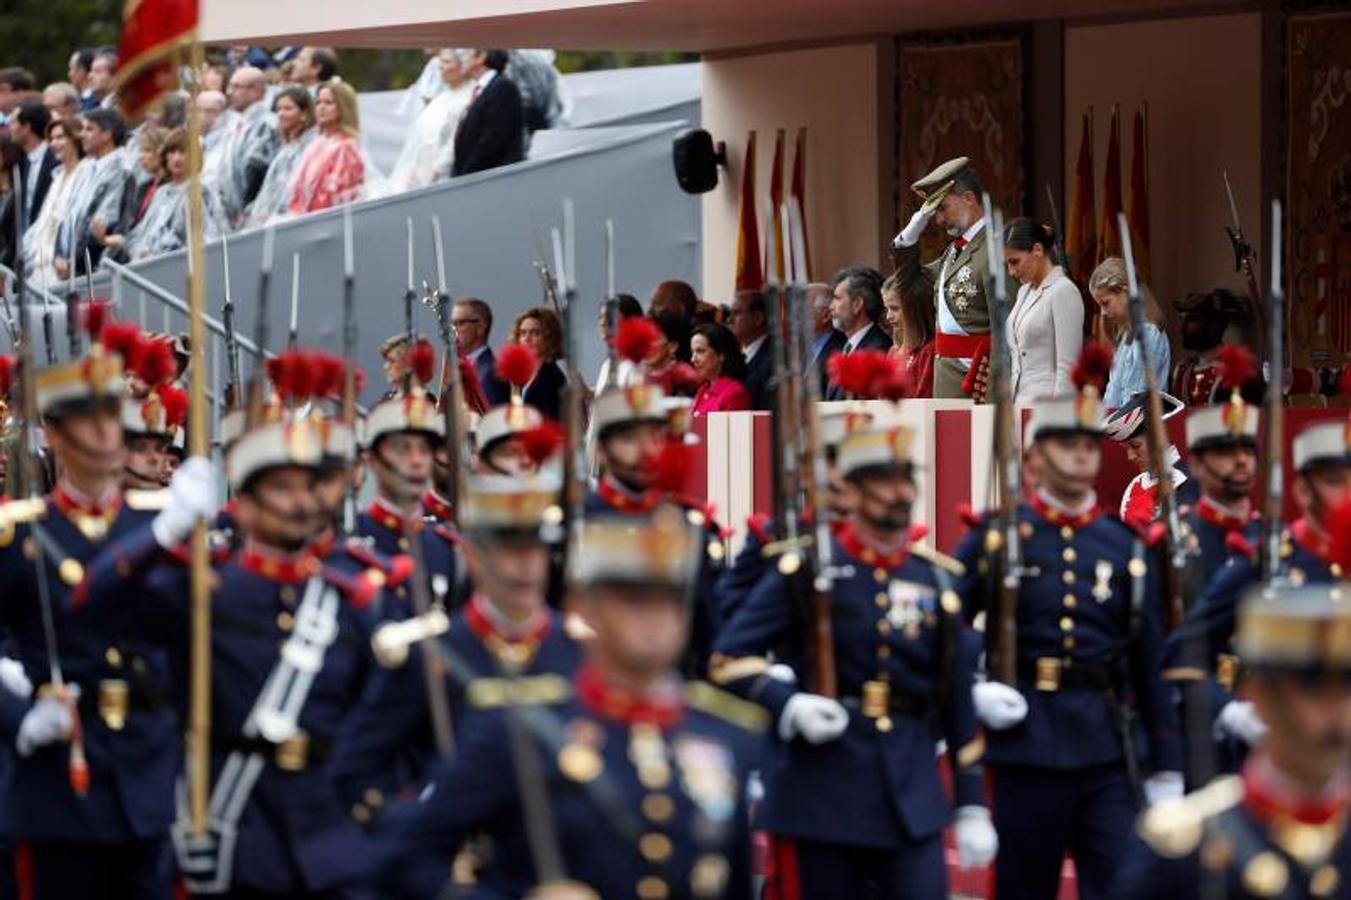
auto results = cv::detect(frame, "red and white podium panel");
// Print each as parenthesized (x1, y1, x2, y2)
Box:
(680, 403, 1348, 555)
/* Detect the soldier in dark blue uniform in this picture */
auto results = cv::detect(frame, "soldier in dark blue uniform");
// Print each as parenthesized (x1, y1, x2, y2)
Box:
(376, 509, 762, 899)
(1113, 581, 1351, 900)
(473, 398, 549, 477)
(1163, 418, 1350, 772)
(356, 356, 462, 620)
(711, 421, 995, 898)
(76, 411, 387, 899)
(330, 465, 582, 821)
(0, 326, 180, 899)
(957, 382, 1184, 900)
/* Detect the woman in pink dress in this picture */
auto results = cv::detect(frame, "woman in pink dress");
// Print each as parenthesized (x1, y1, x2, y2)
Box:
(689, 322, 751, 415)
(288, 80, 365, 215)
(882, 272, 936, 398)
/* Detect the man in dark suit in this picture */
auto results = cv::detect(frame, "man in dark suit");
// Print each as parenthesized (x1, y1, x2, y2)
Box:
(824, 267, 893, 400)
(729, 289, 773, 411)
(453, 298, 509, 407)
(451, 50, 525, 178)
(807, 282, 847, 397)
(11, 101, 56, 226)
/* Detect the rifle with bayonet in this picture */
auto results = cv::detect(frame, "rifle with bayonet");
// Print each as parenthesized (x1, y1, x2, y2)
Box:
(426, 215, 469, 518)
(1260, 201, 1285, 585)
(555, 201, 589, 542)
(980, 196, 1021, 685)
(340, 206, 358, 534)
(246, 227, 274, 427)
(286, 253, 300, 351)
(1221, 171, 1266, 360)
(220, 234, 242, 407)
(1043, 183, 1072, 273)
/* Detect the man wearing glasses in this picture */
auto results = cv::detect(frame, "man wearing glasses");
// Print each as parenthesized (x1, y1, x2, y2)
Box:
(453, 297, 509, 406)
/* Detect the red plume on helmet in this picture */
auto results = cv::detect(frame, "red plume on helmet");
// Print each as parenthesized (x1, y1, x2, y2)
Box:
(1217, 345, 1257, 392)
(828, 349, 892, 398)
(662, 362, 700, 393)
(519, 420, 565, 465)
(311, 353, 347, 400)
(0, 355, 15, 397)
(100, 321, 145, 370)
(614, 317, 662, 365)
(135, 336, 177, 388)
(650, 438, 694, 494)
(873, 360, 916, 402)
(1071, 342, 1114, 394)
(456, 356, 488, 415)
(409, 339, 436, 388)
(496, 343, 539, 391)
(82, 300, 114, 340)
(157, 384, 189, 429)
(266, 350, 316, 403)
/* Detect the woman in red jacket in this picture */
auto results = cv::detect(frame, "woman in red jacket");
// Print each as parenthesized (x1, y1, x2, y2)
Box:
(689, 322, 751, 415)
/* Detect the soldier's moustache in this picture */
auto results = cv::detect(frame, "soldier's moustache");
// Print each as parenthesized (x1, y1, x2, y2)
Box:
(373, 448, 429, 503)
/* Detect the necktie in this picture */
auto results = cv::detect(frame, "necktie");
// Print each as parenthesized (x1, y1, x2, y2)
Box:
(471, 83, 482, 103)
(953, 236, 969, 252)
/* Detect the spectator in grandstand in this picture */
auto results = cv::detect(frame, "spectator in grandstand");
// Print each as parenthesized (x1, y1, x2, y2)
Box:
(390, 49, 475, 191)
(451, 49, 526, 178)
(22, 116, 85, 282)
(690, 322, 751, 415)
(288, 80, 364, 214)
(509, 306, 567, 420)
(245, 87, 315, 228)
(882, 272, 935, 399)
(42, 82, 80, 123)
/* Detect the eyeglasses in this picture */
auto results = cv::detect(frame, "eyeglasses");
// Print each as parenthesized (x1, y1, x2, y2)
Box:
(451, 317, 482, 327)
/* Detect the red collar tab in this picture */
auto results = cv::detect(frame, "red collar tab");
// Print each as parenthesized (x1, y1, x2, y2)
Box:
(1030, 493, 1102, 530)
(343, 540, 415, 587)
(575, 665, 683, 729)
(1242, 758, 1348, 827)
(1292, 518, 1332, 563)
(50, 482, 122, 520)
(1195, 497, 1251, 533)
(239, 543, 322, 583)
(465, 594, 551, 646)
(310, 529, 337, 559)
(367, 497, 422, 536)
(422, 490, 455, 523)
(598, 476, 663, 514)
(836, 523, 909, 569)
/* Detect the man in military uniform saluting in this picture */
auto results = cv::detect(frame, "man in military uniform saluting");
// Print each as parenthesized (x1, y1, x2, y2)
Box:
(1114, 580, 1351, 899)
(376, 508, 762, 899)
(0, 318, 180, 899)
(958, 350, 1184, 900)
(892, 156, 1010, 400)
(710, 417, 996, 898)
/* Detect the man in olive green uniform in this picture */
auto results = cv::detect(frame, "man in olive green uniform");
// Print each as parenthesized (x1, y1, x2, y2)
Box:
(892, 157, 1010, 400)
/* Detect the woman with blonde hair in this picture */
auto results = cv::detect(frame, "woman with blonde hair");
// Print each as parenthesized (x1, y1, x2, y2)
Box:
(288, 79, 365, 214)
(1089, 256, 1171, 408)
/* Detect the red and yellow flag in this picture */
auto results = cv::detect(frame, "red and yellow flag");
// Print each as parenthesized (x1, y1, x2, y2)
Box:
(734, 131, 763, 292)
(790, 126, 811, 280)
(1126, 106, 1152, 282)
(1064, 110, 1097, 286)
(115, 0, 198, 119)
(766, 129, 786, 284)
(1096, 106, 1123, 265)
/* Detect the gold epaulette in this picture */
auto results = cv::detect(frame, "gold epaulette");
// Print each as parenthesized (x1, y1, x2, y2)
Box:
(1137, 775, 1243, 859)
(706, 654, 769, 686)
(685, 680, 769, 733)
(466, 674, 572, 710)
(911, 542, 966, 578)
(0, 497, 46, 547)
(124, 489, 170, 511)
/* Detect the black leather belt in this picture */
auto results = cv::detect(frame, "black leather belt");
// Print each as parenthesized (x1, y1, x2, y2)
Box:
(1017, 657, 1115, 692)
(841, 688, 935, 719)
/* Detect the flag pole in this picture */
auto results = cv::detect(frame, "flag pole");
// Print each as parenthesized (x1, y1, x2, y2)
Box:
(183, 37, 212, 838)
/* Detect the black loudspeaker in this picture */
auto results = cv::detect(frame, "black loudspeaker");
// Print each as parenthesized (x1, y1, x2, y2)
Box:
(672, 129, 726, 194)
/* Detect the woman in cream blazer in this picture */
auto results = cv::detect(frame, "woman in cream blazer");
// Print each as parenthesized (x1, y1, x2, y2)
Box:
(1003, 218, 1084, 403)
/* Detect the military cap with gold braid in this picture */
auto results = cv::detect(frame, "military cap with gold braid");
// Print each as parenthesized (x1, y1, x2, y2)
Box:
(226, 417, 326, 492)
(364, 339, 444, 448)
(461, 464, 565, 539)
(1292, 420, 1351, 473)
(1025, 343, 1112, 447)
(35, 307, 141, 419)
(1235, 582, 1351, 677)
(592, 318, 678, 439)
(567, 507, 703, 589)
(910, 156, 971, 209)
(1185, 346, 1260, 453)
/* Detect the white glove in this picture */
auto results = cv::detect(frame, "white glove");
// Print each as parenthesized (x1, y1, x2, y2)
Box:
(1143, 771, 1185, 806)
(1215, 700, 1267, 746)
(778, 694, 849, 744)
(972, 681, 1028, 731)
(954, 805, 998, 868)
(152, 456, 220, 548)
(0, 658, 32, 700)
(16, 690, 77, 757)
(767, 663, 798, 685)
(892, 206, 935, 249)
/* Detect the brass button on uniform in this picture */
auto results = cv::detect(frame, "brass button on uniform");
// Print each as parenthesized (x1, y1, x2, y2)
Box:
(637, 876, 669, 899)
(875, 592, 889, 608)
(1059, 617, 1074, 632)
(277, 611, 295, 632)
(279, 585, 296, 605)
(642, 794, 675, 823)
(1062, 548, 1077, 563)
(398, 537, 410, 551)
(1060, 526, 1074, 540)
(1062, 571, 1076, 585)
(876, 620, 892, 636)
(640, 832, 673, 862)
(1063, 595, 1077, 609)
(873, 568, 888, 583)
(105, 647, 123, 668)
(1062, 637, 1075, 650)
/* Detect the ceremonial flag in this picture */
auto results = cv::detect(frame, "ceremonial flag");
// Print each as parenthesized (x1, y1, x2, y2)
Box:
(766, 129, 786, 284)
(115, 0, 198, 118)
(790, 127, 812, 280)
(734, 131, 763, 292)
(1064, 111, 1096, 286)
(1126, 105, 1152, 282)
(1096, 106, 1123, 265)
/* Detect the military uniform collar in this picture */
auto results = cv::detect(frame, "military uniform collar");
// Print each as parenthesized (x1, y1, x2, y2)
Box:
(50, 480, 123, 541)
(598, 475, 663, 514)
(421, 490, 455, 523)
(1030, 489, 1102, 530)
(576, 665, 684, 730)
(239, 541, 322, 583)
(1291, 518, 1332, 563)
(836, 522, 909, 569)
(1195, 496, 1253, 533)
(311, 528, 337, 558)
(465, 594, 551, 649)
(367, 495, 423, 535)
(1243, 756, 1348, 828)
